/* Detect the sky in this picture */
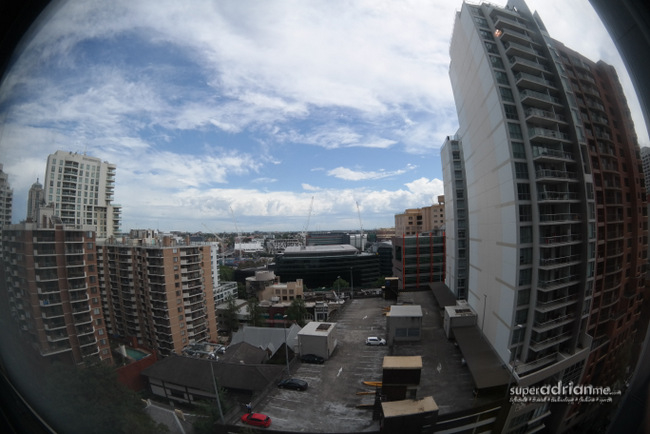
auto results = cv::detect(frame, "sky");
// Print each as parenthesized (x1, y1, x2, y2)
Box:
(0, 0, 647, 233)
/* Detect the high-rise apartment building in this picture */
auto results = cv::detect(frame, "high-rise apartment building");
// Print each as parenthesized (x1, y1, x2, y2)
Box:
(2, 219, 112, 365)
(97, 235, 218, 357)
(441, 135, 468, 300)
(445, 1, 647, 431)
(0, 164, 12, 229)
(43, 150, 121, 240)
(27, 178, 44, 222)
(0, 164, 12, 261)
(394, 197, 445, 236)
(640, 146, 650, 194)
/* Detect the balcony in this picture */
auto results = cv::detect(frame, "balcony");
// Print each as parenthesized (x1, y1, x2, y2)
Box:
(535, 294, 578, 312)
(528, 127, 570, 144)
(533, 314, 575, 333)
(493, 14, 530, 32)
(46, 332, 69, 343)
(530, 331, 572, 352)
(39, 298, 63, 307)
(520, 89, 561, 108)
(537, 191, 579, 201)
(535, 169, 578, 182)
(585, 99, 606, 113)
(540, 234, 581, 245)
(510, 56, 551, 74)
(532, 146, 574, 163)
(500, 27, 535, 45)
(539, 254, 581, 268)
(525, 107, 566, 126)
(515, 71, 556, 92)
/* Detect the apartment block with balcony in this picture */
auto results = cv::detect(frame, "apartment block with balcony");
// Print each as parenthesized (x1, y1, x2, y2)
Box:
(2, 220, 112, 365)
(98, 236, 217, 357)
(43, 150, 121, 240)
(394, 198, 445, 237)
(446, 1, 647, 431)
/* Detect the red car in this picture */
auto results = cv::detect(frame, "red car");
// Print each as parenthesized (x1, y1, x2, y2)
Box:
(241, 412, 271, 428)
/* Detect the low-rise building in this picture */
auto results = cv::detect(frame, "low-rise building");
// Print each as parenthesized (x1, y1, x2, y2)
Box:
(297, 321, 337, 360)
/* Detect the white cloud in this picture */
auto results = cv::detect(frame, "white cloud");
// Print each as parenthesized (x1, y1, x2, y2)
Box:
(1, 0, 647, 233)
(327, 165, 416, 181)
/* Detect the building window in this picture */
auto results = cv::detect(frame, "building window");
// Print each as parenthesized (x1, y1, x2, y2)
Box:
(504, 104, 518, 120)
(515, 162, 529, 179)
(500, 87, 514, 102)
(508, 122, 523, 139)
(495, 70, 509, 85)
(518, 268, 531, 286)
(490, 56, 505, 69)
(517, 183, 531, 200)
(512, 141, 526, 159)
(520, 226, 532, 243)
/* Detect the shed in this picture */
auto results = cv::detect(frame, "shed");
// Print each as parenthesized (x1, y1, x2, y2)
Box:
(297, 321, 337, 360)
(386, 305, 423, 345)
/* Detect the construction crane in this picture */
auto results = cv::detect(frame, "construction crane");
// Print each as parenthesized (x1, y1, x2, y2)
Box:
(201, 223, 227, 265)
(356, 201, 365, 251)
(229, 206, 242, 259)
(302, 196, 315, 248)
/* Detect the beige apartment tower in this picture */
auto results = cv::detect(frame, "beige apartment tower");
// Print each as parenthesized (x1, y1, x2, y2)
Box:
(2, 220, 113, 365)
(98, 236, 218, 357)
(394, 196, 445, 236)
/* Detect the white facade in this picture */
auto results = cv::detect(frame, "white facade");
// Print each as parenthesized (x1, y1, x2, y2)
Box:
(43, 150, 121, 239)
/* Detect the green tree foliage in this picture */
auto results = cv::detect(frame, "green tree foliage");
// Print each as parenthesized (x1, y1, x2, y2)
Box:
(218, 265, 234, 282)
(39, 362, 167, 434)
(223, 295, 240, 332)
(374, 276, 386, 287)
(248, 297, 266, 327)
(285, 298, 308, 327)
(333, 277, 349, 290)
(192, 386, 232, 434)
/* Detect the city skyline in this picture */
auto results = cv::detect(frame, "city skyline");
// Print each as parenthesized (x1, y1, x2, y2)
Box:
(0, 0, 646, 233)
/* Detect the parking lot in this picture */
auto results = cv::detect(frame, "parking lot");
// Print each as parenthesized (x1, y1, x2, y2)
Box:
(238, 290, 481, 432)
(248, 297, 389, 432)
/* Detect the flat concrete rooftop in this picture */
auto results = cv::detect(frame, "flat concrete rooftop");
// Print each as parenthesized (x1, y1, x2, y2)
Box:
(241, 290, 502, 432)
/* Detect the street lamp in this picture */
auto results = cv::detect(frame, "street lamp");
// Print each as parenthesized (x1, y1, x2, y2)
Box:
(283, 314, 290, 375)
(350, 267, 354, 299)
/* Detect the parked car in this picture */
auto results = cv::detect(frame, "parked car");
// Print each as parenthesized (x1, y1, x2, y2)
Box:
(300, 353, 325, 364)
(366, 336, 386, 346)
(278, 378, 309, 391)
(241, 412, 271, 428)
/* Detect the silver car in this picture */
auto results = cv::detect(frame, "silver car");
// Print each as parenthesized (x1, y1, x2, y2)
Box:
(365, 336, 386, 346)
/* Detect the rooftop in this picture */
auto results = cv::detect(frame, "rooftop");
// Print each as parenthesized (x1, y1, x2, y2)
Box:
(283, 244, 359, 256)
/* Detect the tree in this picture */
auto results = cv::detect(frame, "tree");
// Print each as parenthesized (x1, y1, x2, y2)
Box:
(223, 295, 240, 333)
(38, 362, 167, 434)
(333, 277, 349, 291)
(192, 386, 233, 434)
(286, 298, 308, 327)
(248, 297, 266, 327)
(374, 276, 386, 288)
(218, 265, 234, 282)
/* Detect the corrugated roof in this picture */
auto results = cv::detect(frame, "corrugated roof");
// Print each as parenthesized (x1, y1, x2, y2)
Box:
(141, 355, 283, 392)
